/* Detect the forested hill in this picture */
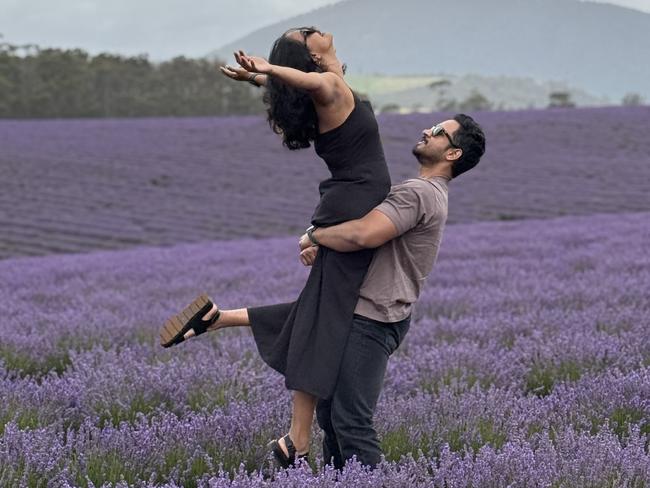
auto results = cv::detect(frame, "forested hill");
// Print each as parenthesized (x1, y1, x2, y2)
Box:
(0, 46, 263, 118)
(211, 0, 650, 100)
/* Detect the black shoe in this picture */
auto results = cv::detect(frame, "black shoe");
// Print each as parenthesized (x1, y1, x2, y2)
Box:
(267, 433, 309, 469)
(159, 293, 220, 347)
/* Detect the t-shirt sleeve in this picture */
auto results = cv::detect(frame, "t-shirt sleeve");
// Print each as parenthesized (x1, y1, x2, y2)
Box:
(373, 181, 425, 235)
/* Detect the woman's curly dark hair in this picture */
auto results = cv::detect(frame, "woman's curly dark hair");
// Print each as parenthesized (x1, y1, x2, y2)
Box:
(262, 30, 323, 150)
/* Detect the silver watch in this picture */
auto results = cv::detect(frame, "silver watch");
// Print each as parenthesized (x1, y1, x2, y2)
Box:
(306, 225, 320, 246)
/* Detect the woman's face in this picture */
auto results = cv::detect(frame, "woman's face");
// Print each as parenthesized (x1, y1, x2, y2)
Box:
(285, 28, 334, 56)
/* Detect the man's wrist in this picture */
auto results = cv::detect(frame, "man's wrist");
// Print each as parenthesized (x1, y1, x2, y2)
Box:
(306, 225, 320, 246)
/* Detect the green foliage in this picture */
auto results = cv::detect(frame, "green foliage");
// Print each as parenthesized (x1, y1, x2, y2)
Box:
(0, 403, 40, 435)
(186, 380, 250, 411)
(525, 360, 583, 396)
(548, 91, 575, 108)
(381, 426, 431, 462)
(0, 344, 71, 377)
(622, 93, 644, 107)
(96, 392, 174, 429)
(608, 407, 650, 440)
(0, 40, 263, 118)
(446, 418, 507, 454)
(458, 90, 493, 111)
(379, 103, 400, 113)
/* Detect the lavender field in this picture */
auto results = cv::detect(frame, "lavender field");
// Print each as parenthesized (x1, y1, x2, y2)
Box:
(1, 106, 649, 260)
(1, 210, 649, 486)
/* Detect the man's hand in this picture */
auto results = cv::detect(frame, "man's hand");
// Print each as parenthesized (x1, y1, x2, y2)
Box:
(299, 233, 312, 250)
(299, 245, 319, 266)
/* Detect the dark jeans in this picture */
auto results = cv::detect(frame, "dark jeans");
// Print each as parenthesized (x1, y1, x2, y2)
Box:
(315, 313, 410, 470)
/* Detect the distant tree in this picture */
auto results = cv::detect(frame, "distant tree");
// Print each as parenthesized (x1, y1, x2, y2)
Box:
(411, 102, 424, 113)
(458, 90, 492, 111)
(436, 98, 458, 111)
(379, 103, 400, 113)
(622, 93, 643, 106)
(548, 91, 575, 108)
(428, 79, 451, 90)
(429, 78, 454, 112)
(0, 38, 264, 118)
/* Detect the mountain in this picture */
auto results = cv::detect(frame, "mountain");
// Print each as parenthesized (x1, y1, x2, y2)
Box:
(209, 0, 650, 101)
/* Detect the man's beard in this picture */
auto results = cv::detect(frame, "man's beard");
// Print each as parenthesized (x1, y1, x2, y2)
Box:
(412, 143, 443, 166)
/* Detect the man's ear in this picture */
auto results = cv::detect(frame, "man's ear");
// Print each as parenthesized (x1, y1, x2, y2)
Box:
(446, 148, 462, 161)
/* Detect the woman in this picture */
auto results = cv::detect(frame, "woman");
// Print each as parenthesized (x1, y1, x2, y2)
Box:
(159, 27, 391, 469)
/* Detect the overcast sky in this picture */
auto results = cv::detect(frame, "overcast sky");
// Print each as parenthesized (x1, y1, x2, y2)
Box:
(1, 0, 649, 61)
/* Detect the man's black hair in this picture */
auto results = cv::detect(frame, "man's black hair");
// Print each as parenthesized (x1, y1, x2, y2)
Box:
(450, 114, 486, 178)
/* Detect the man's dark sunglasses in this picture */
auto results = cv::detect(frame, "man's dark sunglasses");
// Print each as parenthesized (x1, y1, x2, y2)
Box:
(430, 124, 459, 148)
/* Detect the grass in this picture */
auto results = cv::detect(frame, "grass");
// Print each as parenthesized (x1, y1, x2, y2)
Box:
(0, 403, 40, 435)
(381, 426, 431, 463)
(524, 359, 584, 397)
(418, 367, 494, 396)
(0, 344, 71, 378)
(187, 380, 250, 412)
(447, 418, 508, 454)
(608, 407, 650, 440)
(96, 392, 175, 429)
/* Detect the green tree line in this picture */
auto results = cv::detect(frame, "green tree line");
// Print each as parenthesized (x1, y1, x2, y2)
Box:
(0, 38, 263, 118)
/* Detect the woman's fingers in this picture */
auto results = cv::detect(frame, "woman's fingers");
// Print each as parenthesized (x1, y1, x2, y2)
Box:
(235, 55, 253, 72)
(233, 51, 246, 67)
(235, 50, 247, 64)
(299, 246, 318, 266)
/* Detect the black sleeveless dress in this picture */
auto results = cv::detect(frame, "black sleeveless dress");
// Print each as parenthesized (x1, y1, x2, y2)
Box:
(247, 92, 391, 399)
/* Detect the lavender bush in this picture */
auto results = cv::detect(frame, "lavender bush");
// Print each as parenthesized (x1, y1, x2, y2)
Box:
(1, 211, 648, 486)
(1, 106, 649, 260)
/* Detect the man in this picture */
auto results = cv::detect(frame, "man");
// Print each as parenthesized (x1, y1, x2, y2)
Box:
(161, 113, 485, 471)
(297, 113, 486, 469)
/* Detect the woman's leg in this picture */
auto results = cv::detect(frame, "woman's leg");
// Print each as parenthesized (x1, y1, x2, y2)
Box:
(183, 305, 316, 456)
(183, 307, 249, 339)
(282, 390, 317, 455)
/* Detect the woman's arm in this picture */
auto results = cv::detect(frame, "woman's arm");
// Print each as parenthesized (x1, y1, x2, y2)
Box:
(219, 64, 267, 87)
(235, 50, 337, 105)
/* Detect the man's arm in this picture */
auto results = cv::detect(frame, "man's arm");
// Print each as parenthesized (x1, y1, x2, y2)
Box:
(309, 210, 400, 252)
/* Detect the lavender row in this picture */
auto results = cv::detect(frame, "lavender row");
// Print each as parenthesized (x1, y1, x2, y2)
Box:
(0, 211, 648, 484)
(1, 212, 647, 383)
(2, 372, 649, 485)
(1, 106, 649, 259)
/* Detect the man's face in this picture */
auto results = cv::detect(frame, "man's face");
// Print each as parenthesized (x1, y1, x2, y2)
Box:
(412, 119, 461, 163)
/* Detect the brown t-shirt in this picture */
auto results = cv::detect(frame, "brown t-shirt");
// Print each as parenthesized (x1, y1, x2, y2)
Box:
(353, 176, 449, 323)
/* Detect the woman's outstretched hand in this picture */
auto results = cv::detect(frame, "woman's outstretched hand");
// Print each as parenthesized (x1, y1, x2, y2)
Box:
(235, 50, 272, 74)
(219, 64, 253, 82)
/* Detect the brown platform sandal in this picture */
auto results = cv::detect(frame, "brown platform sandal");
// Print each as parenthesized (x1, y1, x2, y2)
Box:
(159, 293, 220, 348)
